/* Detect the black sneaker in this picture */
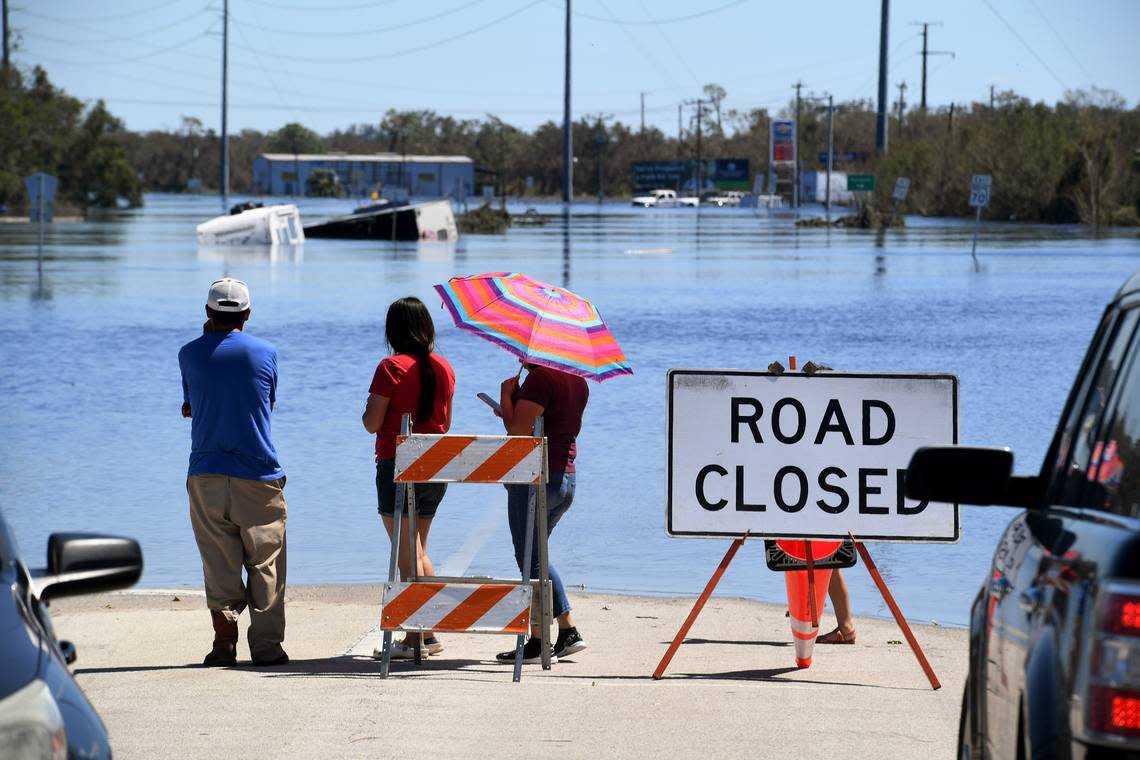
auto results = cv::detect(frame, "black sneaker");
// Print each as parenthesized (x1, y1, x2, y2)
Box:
(495, 637, 557, 664)
(554, 628, 587, 658)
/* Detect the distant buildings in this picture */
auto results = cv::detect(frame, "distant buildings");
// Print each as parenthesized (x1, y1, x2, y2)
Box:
(252, 153, 475, 198)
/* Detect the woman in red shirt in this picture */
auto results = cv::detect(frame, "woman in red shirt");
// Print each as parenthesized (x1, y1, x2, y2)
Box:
(362, 296, 455, 660)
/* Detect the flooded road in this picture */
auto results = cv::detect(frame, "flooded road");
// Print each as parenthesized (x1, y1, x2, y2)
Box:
(2, 194, 1137, 625)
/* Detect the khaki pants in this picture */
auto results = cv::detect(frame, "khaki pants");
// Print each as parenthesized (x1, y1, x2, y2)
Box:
(187, 474, 287, 659)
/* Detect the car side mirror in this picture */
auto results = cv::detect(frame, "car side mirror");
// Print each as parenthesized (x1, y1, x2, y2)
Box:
(906, 446, 1017, 505)
(33, 533, 143, 602)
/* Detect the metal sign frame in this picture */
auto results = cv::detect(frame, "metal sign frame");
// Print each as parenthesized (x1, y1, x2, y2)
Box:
(380, 414, 553, 682)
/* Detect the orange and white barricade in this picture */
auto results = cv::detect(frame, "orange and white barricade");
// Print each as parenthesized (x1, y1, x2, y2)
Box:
(378, 414, 553, 682)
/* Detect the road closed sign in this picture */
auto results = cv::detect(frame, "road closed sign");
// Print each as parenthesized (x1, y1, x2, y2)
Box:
(667, 370, 959, 542)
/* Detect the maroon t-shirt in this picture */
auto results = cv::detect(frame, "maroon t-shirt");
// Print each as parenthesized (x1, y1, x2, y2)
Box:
(369, 353, 455, 461)
(516, 365, 589, 474)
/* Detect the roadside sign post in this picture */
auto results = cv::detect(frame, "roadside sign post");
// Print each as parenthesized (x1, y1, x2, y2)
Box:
(847, 174, 875, 209)
(654, 360, 958, 688)
(891, 177, 911, 224)
(969, 175, 992, 263)
(24, 172, 58, 274)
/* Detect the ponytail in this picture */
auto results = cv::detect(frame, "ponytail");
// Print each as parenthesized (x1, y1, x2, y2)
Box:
(385, 296, 438, 424)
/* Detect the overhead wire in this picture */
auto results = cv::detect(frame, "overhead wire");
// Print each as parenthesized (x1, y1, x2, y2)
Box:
(635, 0, 702, 88)
(20, 6, 214, 42)
(980, 0, 1068, 90)
(228, 0, 490, 38)
(226, 0, 545, 62)
(1022, 0, 1094, 83)
(593, 0, 683, 93)
(239, 0, 400, 10)
(558, 0, 747, 25)
(34, 0, 185, 23)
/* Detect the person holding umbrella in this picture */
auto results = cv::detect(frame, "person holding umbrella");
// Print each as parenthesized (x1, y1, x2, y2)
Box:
(433, 272, 633, 664)
(362, 296, 456, 660)
(494, 361, 589, 663)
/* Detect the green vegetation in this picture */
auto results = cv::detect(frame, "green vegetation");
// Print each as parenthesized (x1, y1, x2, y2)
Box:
(305, 168, 344, 198)
(3, 64, 1136, 226)
(0, 66, 142, 211)
(457, 204, 510, 234)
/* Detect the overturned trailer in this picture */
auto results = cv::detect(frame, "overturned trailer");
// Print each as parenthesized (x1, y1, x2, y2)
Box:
(304, 199, 458, 242)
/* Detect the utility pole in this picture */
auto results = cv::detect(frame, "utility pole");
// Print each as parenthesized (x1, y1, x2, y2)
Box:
(825, 94, 834, 211)
(989, 84, 995, 110)
(220, 0, 229, 210)
(912, 21, 952, 110)
(562, 0, 572, 204)
(640, 92, 646, 134)
(948, 102, 955, 135)
(677, 103, 683, 155)
(2, 0, 10, 74)
(875, 0, 889, 153)
(896, 81, 907, 131)
(793, 81, 803, 207)
(695, 99, 703, 193)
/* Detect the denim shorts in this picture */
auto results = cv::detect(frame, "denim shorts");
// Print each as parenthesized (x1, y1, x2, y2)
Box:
(376, 459, 446, 518)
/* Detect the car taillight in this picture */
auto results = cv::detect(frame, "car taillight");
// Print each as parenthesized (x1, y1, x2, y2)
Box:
(1087, 585, 1140, 742)
(1089, 687, 1140, 735)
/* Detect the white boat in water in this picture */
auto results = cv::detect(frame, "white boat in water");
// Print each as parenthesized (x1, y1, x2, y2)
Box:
(196, 203, 304, 246)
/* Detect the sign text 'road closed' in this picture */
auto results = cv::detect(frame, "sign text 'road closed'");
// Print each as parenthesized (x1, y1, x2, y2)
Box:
(667, 370, 959, 542)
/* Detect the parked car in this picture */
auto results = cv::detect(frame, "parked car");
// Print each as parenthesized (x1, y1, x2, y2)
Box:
(631, 189, 699, 208)
(907, 270, 1140, 759)
(0, 511, 142, 758)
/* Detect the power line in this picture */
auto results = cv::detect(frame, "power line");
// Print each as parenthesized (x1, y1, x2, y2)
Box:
(240, 0, 400, 10)
(229, 0, 490, 38)
(594, 0, 683, 92)
(636, 0, 700, 88)
(22, 25, 218, 63)
(1023, 0, 1094, 82)
(19, 6, 212, 42)
(35, 0, 185, 23)
(227, 0, 544, 62)
(558, 0, 747, 25)
(980, 0, 1068, 90)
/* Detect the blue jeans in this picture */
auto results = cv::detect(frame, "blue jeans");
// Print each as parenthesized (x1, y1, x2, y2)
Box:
(506, 472, 575, 619)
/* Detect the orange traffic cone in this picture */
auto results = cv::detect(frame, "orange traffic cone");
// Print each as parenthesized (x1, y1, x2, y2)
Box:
(785, 565, 832, 669)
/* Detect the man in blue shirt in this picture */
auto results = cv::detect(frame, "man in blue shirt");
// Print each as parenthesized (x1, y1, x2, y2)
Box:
(179, 277, 289, 667)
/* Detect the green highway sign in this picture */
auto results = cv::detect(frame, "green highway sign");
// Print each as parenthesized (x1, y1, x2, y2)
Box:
(847, 174, 875, 192)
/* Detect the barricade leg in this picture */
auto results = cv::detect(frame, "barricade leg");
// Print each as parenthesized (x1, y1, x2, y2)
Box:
(653, 533, 748, 680)
(513, 483, 537, 683)
(380, 414, 413, 678)
(408, 484, 421, 665)
(535, 418, 551, 671)
(851, 537, 941, 690)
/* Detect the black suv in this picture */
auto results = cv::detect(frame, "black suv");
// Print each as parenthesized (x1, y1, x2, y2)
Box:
(0, 511, 142, 758)
(908, 271, 1140, 759)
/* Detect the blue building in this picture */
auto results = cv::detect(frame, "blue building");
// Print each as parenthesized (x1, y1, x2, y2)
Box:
(251, 153, 475, 198)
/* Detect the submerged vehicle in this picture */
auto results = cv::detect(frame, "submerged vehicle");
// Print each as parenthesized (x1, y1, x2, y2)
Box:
(303, 198, 458, 241)
(631, 189, 699, 208)
(196, 202, 304, 246)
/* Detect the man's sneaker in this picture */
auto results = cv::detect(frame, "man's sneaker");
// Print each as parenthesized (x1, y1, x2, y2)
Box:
(495, 637, 557, 664)
(422, 636, 444, 655)
(554, 628, 587, 658)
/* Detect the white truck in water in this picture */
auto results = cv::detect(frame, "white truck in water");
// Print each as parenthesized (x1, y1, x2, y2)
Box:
(631, 189, 699, 208)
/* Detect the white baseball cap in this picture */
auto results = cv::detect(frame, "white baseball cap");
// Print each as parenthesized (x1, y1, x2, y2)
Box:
(206, 278, 250, 312)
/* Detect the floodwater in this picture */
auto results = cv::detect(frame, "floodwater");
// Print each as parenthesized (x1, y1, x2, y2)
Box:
(1, 194, 1137, 627)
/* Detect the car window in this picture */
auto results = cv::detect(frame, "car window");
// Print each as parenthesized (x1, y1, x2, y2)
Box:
(1080, 311, 1140, 514)
(1056, 308, 1139, 507)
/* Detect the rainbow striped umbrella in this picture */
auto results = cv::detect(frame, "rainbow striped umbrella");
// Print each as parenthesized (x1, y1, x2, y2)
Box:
(434, 272, 633, 382)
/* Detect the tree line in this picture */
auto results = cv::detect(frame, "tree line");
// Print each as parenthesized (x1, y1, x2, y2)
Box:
(0, 66, 142, 212)
(2, 66, 1137, 225)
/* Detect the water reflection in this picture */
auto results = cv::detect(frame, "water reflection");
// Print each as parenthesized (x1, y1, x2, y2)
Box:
(196, 243, 304, 267)
(562, 207, 571, 288)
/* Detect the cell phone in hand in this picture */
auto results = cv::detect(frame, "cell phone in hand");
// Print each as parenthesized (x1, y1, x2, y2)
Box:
(476, 392, 502, 415)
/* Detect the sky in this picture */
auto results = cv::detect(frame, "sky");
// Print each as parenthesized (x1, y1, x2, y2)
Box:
(11, 0, 1140, 137)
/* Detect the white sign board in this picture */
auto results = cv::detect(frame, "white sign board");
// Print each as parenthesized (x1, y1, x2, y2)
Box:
(969, 174, 992, 209)
(667, 370, 959, 542)
(892, 177, 911, 202)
